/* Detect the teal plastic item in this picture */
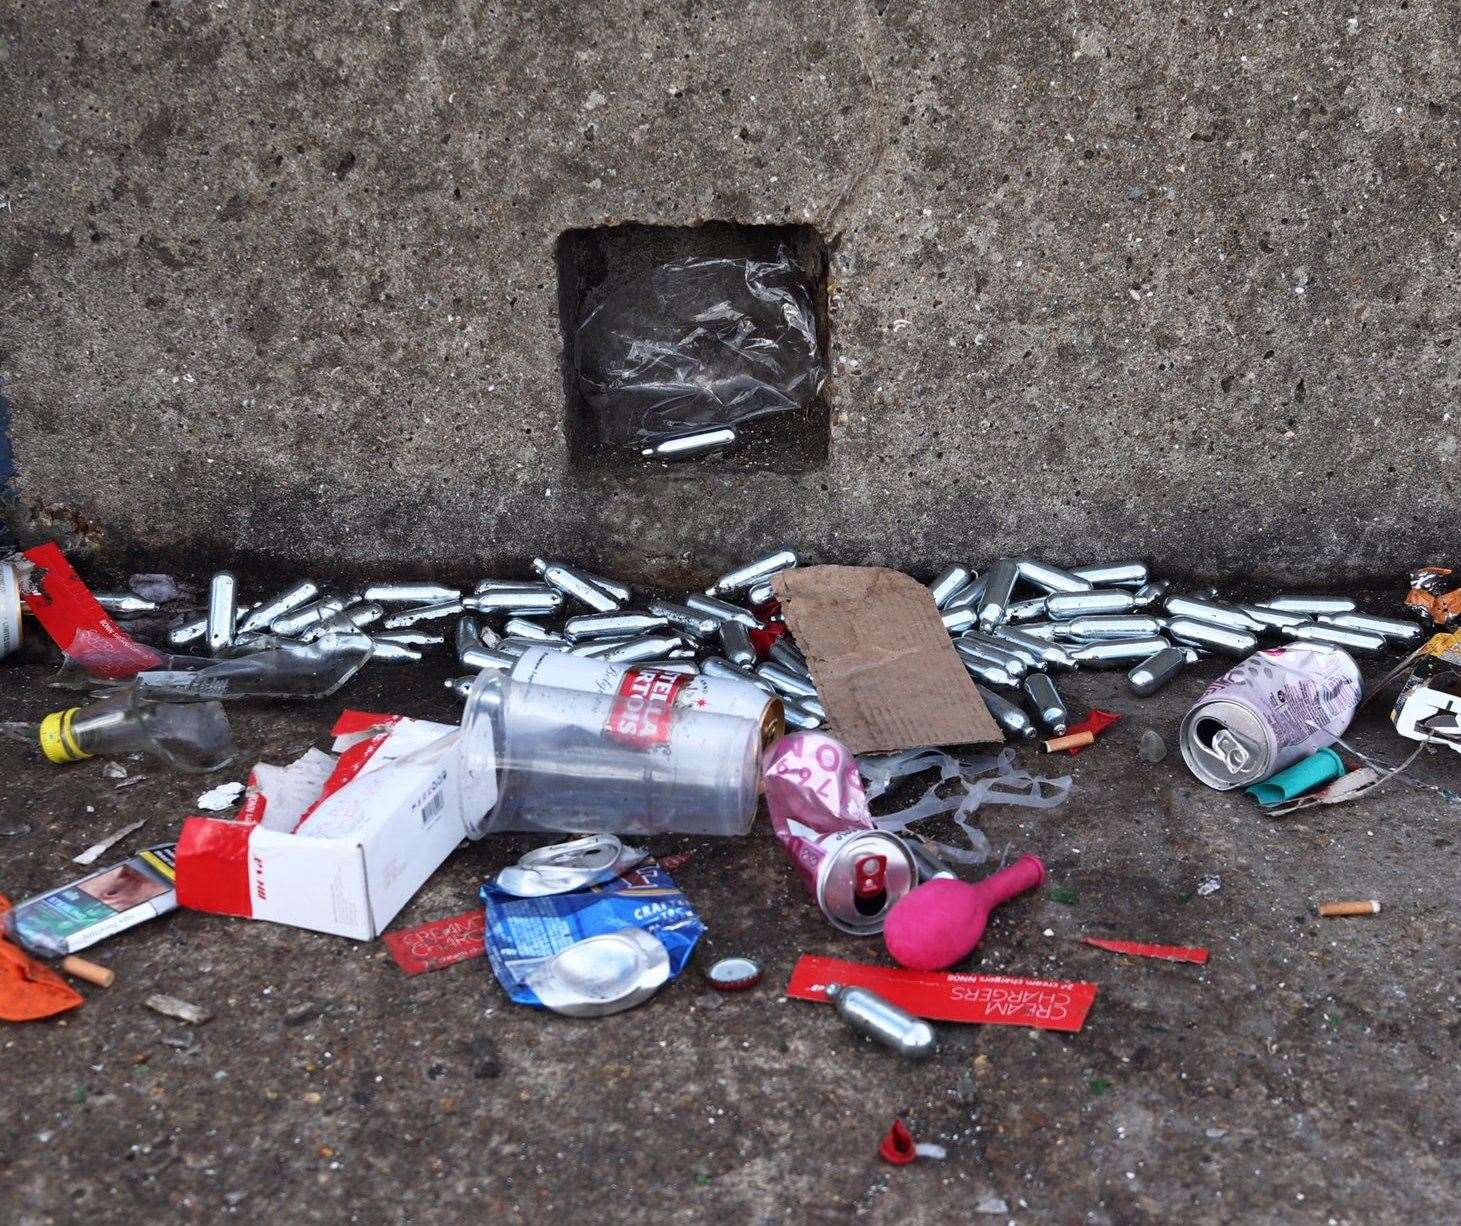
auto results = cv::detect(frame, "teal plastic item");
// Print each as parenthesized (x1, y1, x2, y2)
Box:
(1246, 747, 1346, 807)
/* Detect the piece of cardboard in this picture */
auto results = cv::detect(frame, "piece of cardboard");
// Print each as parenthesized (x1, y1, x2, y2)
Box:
(773, 565, 1001, 753)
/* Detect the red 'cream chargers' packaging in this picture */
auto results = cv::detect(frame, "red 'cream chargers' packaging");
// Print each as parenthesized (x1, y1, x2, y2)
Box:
(177, 710, 488, 940)
(786, 954, 1097, 1032)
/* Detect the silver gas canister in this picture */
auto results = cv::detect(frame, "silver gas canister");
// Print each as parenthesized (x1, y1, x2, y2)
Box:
(0, 560, 21, 660)
(1179, 645, 1362, 790)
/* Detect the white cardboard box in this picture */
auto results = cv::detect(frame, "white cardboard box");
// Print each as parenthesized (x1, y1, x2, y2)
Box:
(177, 710, 491, 940)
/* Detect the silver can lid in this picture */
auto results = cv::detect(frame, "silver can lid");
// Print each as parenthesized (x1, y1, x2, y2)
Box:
(815, 831, 917, 935)
(494, 834, 646, 898)
(1180, 699, 1273, 789)
(524, 928, 670, 1018)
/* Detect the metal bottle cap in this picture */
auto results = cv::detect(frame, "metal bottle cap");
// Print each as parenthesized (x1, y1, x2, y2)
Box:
(706, 957, 762, 992)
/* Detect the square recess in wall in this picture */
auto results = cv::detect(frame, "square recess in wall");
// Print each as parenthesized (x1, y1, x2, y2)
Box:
(557, 222, 831, 474)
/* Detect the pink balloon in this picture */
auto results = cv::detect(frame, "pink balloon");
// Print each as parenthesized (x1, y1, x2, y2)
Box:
(884, 855, 1046, 971)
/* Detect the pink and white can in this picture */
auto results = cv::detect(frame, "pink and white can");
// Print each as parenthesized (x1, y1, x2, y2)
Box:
(764, 732, 917, 935)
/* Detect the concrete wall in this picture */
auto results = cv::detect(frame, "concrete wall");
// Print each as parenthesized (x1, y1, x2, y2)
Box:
(2, 0, 1458, 585)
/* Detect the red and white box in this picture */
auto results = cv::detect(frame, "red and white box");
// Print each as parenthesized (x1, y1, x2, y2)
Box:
(177, 710, 488, 940)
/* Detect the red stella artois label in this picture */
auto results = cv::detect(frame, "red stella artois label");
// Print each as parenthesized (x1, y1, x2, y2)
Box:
(604, 668, 694, 749)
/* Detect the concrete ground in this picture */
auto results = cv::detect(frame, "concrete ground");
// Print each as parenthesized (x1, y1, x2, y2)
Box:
(2, 635, 1457, 1224)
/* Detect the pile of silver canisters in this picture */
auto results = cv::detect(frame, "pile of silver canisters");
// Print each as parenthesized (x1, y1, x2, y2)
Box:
(928, 558, 1421, 741)
(164, 552, 1421, 744)
(164, 551, 828, 730)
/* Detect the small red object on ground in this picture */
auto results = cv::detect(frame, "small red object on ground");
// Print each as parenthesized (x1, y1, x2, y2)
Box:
(879, 1118, 917, 1165)
(1082, 937, 1209, 965)
(748, 622, 786, 658)
(1063, 709, 1120, 754)
(383, 909, 486, 975)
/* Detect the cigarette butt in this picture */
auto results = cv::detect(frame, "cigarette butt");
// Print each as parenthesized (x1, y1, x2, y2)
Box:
(1318, 899, 1381, 918)
(60, 955, 115, 988)
(1043, 731, 1095, 753)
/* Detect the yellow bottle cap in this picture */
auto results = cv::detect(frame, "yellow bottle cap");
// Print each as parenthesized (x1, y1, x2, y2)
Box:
(39, 707, 89, 764)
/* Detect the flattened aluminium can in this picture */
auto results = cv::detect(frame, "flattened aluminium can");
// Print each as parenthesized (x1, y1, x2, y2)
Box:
(1179, 645, 1362, 789)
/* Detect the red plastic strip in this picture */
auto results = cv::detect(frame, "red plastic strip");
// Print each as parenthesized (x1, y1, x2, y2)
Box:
(1081, 937, 1209, 964)
(878, 1119, 917, 1166)
(19, 543, 164, 679)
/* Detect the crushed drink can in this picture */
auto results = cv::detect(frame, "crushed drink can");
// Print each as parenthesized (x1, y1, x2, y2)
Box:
(1179, 645, 1362, 789)
(764, 732, 917, 935)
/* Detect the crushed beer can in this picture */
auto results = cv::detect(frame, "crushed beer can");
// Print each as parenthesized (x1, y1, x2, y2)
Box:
(480, 858, 703, 1012)
(764, 731, 917, 935)
(525, 929, 671, 1018)
(1179, 645, 1362, 789)
(492, 834, 647, 897)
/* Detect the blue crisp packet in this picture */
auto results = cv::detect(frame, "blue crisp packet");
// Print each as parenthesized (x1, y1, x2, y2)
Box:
(480, 860, 704, 1008)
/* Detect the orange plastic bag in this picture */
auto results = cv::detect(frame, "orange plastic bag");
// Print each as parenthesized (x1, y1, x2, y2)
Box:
(0, 895, 83, 1022)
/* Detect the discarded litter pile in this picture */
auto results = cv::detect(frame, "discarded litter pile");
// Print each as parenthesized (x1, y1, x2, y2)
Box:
(1, 543, 1454, 1158)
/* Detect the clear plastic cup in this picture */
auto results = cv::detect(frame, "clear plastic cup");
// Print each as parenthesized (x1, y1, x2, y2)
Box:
(457, 651, 762, 837)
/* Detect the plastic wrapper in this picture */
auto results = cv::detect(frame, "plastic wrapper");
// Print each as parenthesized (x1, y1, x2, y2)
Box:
(575, 251, 824, 448)
(859, 747, 1073, 866)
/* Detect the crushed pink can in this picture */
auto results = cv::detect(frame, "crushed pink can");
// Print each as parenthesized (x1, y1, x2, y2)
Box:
(764, 732, 917, 935)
